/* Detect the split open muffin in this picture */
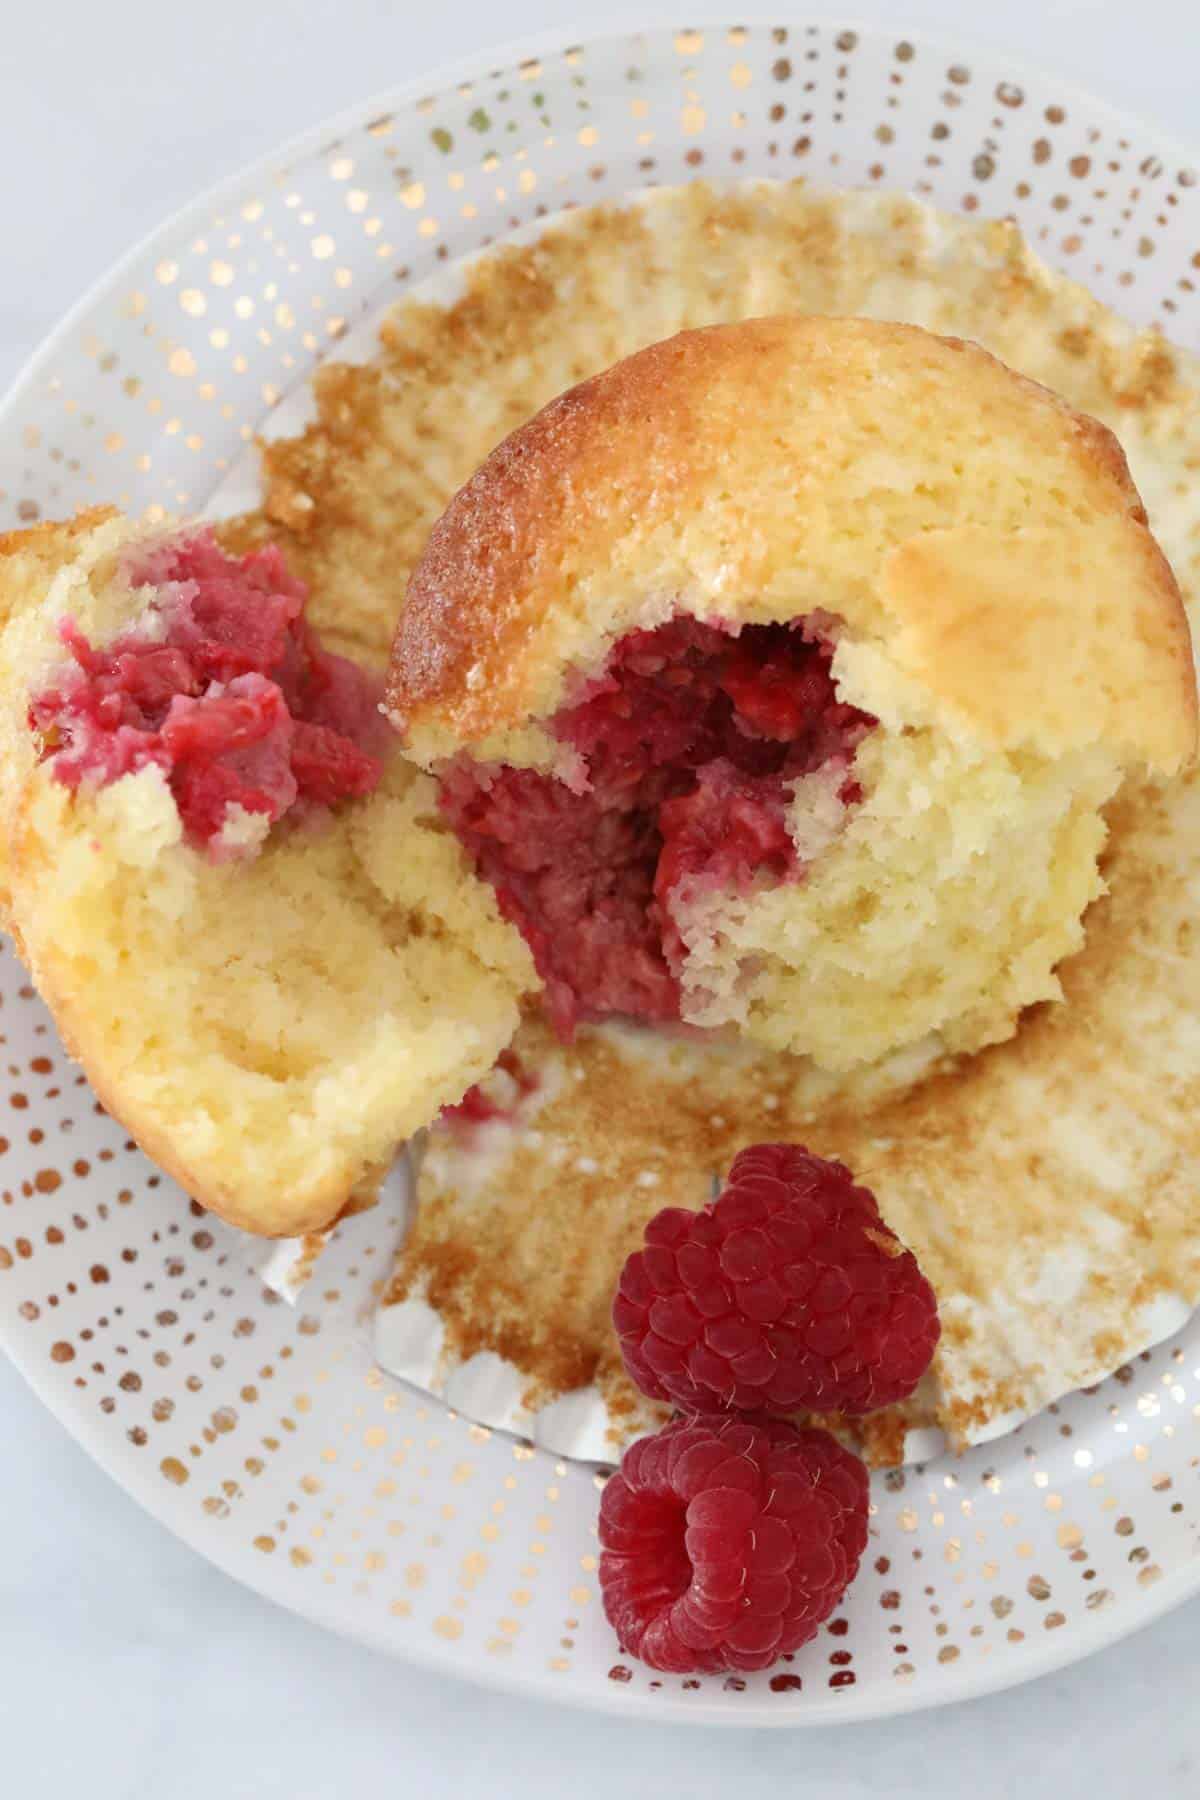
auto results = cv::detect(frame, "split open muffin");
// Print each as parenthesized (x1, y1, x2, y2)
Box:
(0, 512, 532, 1235)
(386, 317, 1196, 1069)
(0, 316, 1193, 1238)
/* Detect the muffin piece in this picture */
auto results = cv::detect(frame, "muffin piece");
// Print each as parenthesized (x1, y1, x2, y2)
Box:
(386, 317, 1196, 1068)
(0, 511, 534, 1235)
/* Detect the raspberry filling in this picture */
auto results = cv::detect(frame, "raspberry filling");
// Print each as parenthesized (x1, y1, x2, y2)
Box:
(30, 532, 385, 854)
(439, 617, 874, 1037)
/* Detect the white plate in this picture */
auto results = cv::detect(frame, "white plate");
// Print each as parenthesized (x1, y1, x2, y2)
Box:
(1, 20, 1198, 1725)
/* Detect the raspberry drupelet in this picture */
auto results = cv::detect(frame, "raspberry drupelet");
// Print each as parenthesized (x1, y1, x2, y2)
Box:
(598, 1413, 869, 1673)
(613, 1143, 940, 1418)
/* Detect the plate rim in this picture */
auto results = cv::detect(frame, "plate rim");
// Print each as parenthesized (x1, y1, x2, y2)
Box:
(10, 1301, 1198, 1730)
(2, 12, 1199, 1726)
(5, 5, 1200, 429)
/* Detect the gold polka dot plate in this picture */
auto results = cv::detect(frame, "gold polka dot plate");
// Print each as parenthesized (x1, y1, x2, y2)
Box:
(2, 21, 1200, 1723)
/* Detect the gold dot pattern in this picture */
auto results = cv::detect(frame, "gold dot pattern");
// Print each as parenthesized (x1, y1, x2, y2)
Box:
(0, 24, 1198, 1718)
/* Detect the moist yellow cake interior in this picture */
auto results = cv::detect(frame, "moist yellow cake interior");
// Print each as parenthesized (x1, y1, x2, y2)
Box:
(0, 515, 533, 1235)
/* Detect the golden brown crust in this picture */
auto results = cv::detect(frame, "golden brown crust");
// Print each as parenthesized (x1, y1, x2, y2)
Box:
(877, 522, 1197, 763)
(386, 317, 1196, 772)
(241, 183, 1200, 688)
(0, 507, 116, 564)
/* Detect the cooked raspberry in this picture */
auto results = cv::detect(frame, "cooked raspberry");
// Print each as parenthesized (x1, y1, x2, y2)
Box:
(30, 531, 385, 855)
(654, 761, 796, 969)
(613, 1143, 940, 1417)
(599, 1413, 869, 1673)
(438, 617, 873, 1037)
(289, 719, 384, 807)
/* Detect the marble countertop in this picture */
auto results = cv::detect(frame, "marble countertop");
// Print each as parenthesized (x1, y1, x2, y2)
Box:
(2, 2, 1199, 1794)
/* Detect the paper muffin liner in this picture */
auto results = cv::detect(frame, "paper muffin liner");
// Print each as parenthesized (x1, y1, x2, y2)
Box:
(242, 178, 1200, 1470)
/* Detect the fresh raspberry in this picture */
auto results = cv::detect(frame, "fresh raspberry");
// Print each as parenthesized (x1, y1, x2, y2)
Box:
(599, 1413, 869, 1672)
(613, 1143, 940, 1417)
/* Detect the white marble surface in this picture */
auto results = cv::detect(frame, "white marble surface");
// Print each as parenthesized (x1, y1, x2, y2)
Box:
(2, 1, 1199, 1793)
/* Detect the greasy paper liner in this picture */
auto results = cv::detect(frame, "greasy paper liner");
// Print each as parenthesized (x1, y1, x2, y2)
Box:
(235, 181, 1200, 1469)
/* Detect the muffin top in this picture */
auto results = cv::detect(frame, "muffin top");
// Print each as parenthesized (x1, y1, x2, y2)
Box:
(385, 316, 1196, 774)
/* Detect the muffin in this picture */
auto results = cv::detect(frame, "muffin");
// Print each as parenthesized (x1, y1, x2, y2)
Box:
(386, 317, 1196, 1068)
(0, 511, 533, 1235)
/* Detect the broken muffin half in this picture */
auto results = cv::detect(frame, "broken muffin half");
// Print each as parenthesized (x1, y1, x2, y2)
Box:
(386, 317, 1196, 1068)
(0, 511, 533, 1235)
